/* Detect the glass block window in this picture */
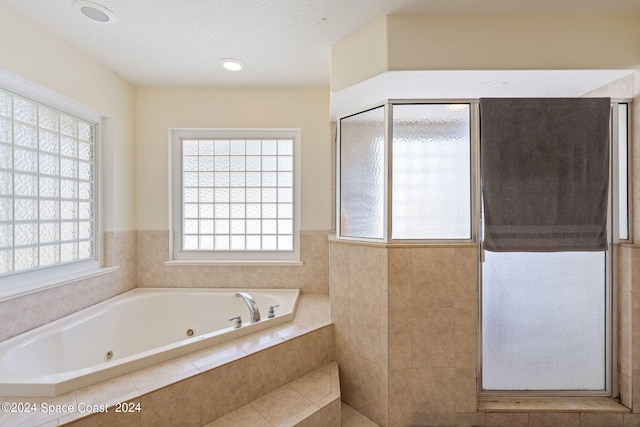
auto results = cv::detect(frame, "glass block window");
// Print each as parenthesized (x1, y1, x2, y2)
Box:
(171, 129, 300, 262)
(0, 88, 96, 277)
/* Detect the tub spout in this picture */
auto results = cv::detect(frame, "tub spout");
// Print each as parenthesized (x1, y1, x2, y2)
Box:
(236, 292, 261, 323)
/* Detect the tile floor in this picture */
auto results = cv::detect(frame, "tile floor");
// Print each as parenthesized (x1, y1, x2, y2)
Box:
(341, 402, 380, 427)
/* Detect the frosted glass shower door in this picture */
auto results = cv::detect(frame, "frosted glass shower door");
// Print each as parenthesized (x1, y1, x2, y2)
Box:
(392, 104, 471, 239)
(339, 107, 385, 239)
(481, 250, 606, 391)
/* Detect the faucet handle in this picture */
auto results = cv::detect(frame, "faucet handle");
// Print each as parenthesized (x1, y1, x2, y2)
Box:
(228, 315, 242, 329)
(268, 305, 280, 318)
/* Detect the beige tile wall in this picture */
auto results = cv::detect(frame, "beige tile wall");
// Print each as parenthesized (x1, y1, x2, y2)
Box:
(389, 246, 477, 426)
(0, 230, 137, 342)
(631, 245, 640, 414)
(618, 245, 633, 409)
(330, 241, 477, 427)
(136, 230, 330, 294)
(330, 242, 388, 425)
(332, 239, 640, 426)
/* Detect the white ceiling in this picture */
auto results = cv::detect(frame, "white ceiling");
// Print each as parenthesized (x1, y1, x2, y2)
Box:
(4, 0, 640, 89)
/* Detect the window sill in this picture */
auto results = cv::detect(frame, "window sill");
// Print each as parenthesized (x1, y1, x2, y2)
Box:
(478, 397, 629, 413)
(164, 260, 304, 267)
(0, 266, 120, 303)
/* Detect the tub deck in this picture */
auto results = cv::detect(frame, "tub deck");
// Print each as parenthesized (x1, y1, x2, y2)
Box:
(0, 293, 332, 427)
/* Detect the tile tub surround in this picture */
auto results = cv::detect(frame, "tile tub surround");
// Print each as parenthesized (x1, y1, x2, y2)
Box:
(0, 230, 137, 342)
(0, 288, 302, 398)
(136, 230, 330, 294)
(0, 294, 332, 427)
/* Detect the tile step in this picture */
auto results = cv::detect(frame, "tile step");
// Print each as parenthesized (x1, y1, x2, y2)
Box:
(204, 361, 341, 427)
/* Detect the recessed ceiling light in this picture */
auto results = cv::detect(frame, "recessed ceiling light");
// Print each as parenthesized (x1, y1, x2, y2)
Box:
(72, 0, 117, 24)
(220, 58, 244, 72)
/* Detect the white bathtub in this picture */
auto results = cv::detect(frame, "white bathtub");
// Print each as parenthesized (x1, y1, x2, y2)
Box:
(0, 288, 299, 397)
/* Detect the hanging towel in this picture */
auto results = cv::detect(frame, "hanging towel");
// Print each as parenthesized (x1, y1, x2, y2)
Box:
(480, 97, 610, 252)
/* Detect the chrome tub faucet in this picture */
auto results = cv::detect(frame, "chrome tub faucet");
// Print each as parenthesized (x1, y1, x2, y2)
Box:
(236, 292, 261, 323)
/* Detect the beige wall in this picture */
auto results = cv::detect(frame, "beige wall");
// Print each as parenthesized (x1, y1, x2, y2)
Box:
(330, 17, 388, 93)
(0, 3, 137, 339)
(134, 87, 332, 293)
(0, 1, 137, 233)
(332, 14, 640, 92)
(135, 86, 331, 231)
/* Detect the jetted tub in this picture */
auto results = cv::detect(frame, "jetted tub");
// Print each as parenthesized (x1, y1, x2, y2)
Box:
(0, 288, 299, 397)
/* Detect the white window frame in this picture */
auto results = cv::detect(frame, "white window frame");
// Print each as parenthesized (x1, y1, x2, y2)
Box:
(0, 69, 108, 301)
(168, 128, 302, 265)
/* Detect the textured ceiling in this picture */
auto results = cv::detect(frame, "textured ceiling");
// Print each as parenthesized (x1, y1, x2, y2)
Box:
(4, 0, 640, 88)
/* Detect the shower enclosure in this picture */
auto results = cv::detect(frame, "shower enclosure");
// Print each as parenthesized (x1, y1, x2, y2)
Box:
(336, 99, 630, 398)
(337, 100, 476, 243)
